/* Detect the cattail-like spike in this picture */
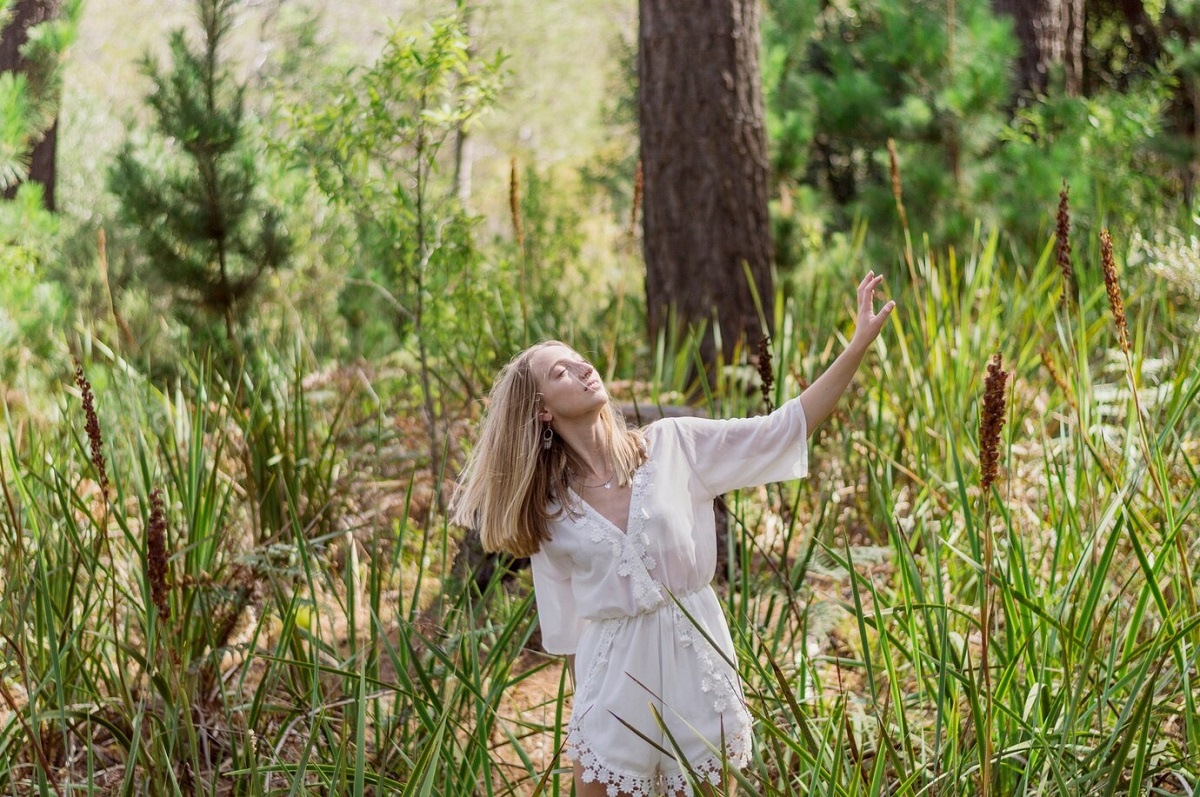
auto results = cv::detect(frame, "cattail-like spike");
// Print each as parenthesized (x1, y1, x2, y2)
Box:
(756, 336, 774, 414)
(73, 359, 109, 495)
(509, 156, 524, 248)
(1056, 182, 1075, 307)
(979, 353, 1009, 494)
(147, 488, 170, 622)
(1100, 229, 1130, 354)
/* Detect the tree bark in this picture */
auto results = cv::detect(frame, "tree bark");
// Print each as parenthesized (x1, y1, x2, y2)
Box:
(639, 0, 773, 372)
(0, 0, 60, 210)
(992, 0, 1084, 98)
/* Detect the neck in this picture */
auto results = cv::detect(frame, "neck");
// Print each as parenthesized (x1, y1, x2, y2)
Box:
(553, 413, 611, 480)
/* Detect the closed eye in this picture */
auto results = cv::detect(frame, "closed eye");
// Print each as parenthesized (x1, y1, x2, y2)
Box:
(551, 358, 589, 379)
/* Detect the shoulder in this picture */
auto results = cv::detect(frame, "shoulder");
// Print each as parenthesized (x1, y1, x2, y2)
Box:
(641, 416, 704, 456)
(645, 413, 724, 442)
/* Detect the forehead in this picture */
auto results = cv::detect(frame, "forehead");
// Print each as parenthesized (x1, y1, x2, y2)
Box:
(528, 344, 579, 376)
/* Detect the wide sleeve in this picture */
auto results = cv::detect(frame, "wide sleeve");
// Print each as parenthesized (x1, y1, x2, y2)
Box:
(669, 395, 810, 499)
(529, 545, 585, 655)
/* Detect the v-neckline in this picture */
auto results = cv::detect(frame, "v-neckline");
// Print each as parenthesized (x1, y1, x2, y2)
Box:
(570, 465, 642, 536)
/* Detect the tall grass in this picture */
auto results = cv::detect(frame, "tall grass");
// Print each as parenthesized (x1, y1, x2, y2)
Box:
(1, 222, 1198, 795)
(707, 224, 1200, 795)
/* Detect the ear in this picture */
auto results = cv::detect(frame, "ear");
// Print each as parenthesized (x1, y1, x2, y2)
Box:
(538, 409, 553, 423)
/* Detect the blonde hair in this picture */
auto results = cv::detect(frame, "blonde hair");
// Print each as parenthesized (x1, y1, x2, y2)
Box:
(452, 341, 646, 557)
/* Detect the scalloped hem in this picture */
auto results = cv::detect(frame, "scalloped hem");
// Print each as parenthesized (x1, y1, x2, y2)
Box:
(569, 724, 751, 797)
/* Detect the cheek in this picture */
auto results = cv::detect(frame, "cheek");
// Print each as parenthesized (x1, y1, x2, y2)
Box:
(539, 382, 569, 410)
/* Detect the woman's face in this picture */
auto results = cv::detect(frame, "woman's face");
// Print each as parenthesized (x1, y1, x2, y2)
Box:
(528, 344, 608, 424)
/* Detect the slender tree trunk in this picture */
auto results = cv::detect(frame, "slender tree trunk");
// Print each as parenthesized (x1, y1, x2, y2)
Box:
(0, 0, 61, 209)
(992, 0, 1084, 97)
(639, 0, 774, 372)
(452, 2, 474, 207)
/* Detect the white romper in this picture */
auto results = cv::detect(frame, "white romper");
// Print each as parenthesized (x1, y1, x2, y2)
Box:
(530, 397, 810, 796)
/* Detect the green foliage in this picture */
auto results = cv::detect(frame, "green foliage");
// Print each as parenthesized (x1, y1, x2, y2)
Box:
(0, 0, 81, 192)
(107, 0, 293, 346)
(0, 183, 66, 408)
(763, 0, 1185, 260)
(0, 70, 37, 189)
(985, 85, 1176, 238)
(510, 161, 608, 342)
(764, 0, 1016, 257)
(284, 14, 514, 387)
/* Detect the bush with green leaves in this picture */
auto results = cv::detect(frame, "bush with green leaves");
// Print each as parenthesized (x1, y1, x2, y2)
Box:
(0, 182, 67, 416)
(284, 14, 519, 478)
(286, 15, 508, 351)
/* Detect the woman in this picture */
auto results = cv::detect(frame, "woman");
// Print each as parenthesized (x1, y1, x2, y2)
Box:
(453, 273, 894, 796)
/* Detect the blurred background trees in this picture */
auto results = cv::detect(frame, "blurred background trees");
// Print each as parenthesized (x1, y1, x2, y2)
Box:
(2, 0, 1199, 387)
(763, 0, 1200, 268)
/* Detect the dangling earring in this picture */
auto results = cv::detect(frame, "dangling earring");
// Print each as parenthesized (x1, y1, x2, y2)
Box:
(542, 426, 554, 450)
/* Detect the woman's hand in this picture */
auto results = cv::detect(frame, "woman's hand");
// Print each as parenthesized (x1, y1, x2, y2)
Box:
(799, 271, 896, 432)
(850, 271, 896, 352)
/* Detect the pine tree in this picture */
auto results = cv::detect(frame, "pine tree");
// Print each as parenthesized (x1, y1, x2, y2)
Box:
(108, 0, 291, 344)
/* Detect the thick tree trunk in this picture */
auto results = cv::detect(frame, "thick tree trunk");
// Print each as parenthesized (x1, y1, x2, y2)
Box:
(0, 0, 60, 210)
(992, 0, 1084, 97)
(639, 0, 773, 372)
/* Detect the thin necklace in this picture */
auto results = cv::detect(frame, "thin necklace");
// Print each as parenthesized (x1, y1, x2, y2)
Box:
(579, 468, 613, 490)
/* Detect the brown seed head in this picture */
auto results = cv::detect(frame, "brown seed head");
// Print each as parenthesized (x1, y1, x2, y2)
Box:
(756, 336, 774, 414)
(979, 353, 1009, 494)
(1100, 229, 1130, 354)
(147, 488, 170, 622)
(1056, 182, 1075, 307)
(509, 156, 524, 248)
(631, 158, 644, 238)
(73, 359, 109, 495)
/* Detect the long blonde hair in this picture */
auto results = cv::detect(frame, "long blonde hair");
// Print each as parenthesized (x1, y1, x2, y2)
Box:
(452, 341, 646, 557)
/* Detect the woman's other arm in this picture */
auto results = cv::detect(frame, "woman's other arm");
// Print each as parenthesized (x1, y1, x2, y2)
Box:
(799, 271, 895, 433)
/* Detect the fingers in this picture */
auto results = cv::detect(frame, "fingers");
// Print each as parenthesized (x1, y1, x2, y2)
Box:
(857, 273, 895, 336)
(858, 272, 889, 310)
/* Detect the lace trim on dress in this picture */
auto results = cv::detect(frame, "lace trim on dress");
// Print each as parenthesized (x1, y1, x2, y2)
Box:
(659, 720, 753, 795)
(671, 602, 743, 714)
(576, 459, 662, 612)
(575, 617, 624, 706)
(570, 718, 752, 797)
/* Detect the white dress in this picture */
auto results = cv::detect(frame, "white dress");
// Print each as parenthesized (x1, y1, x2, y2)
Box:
(530, 397, 810, 796)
